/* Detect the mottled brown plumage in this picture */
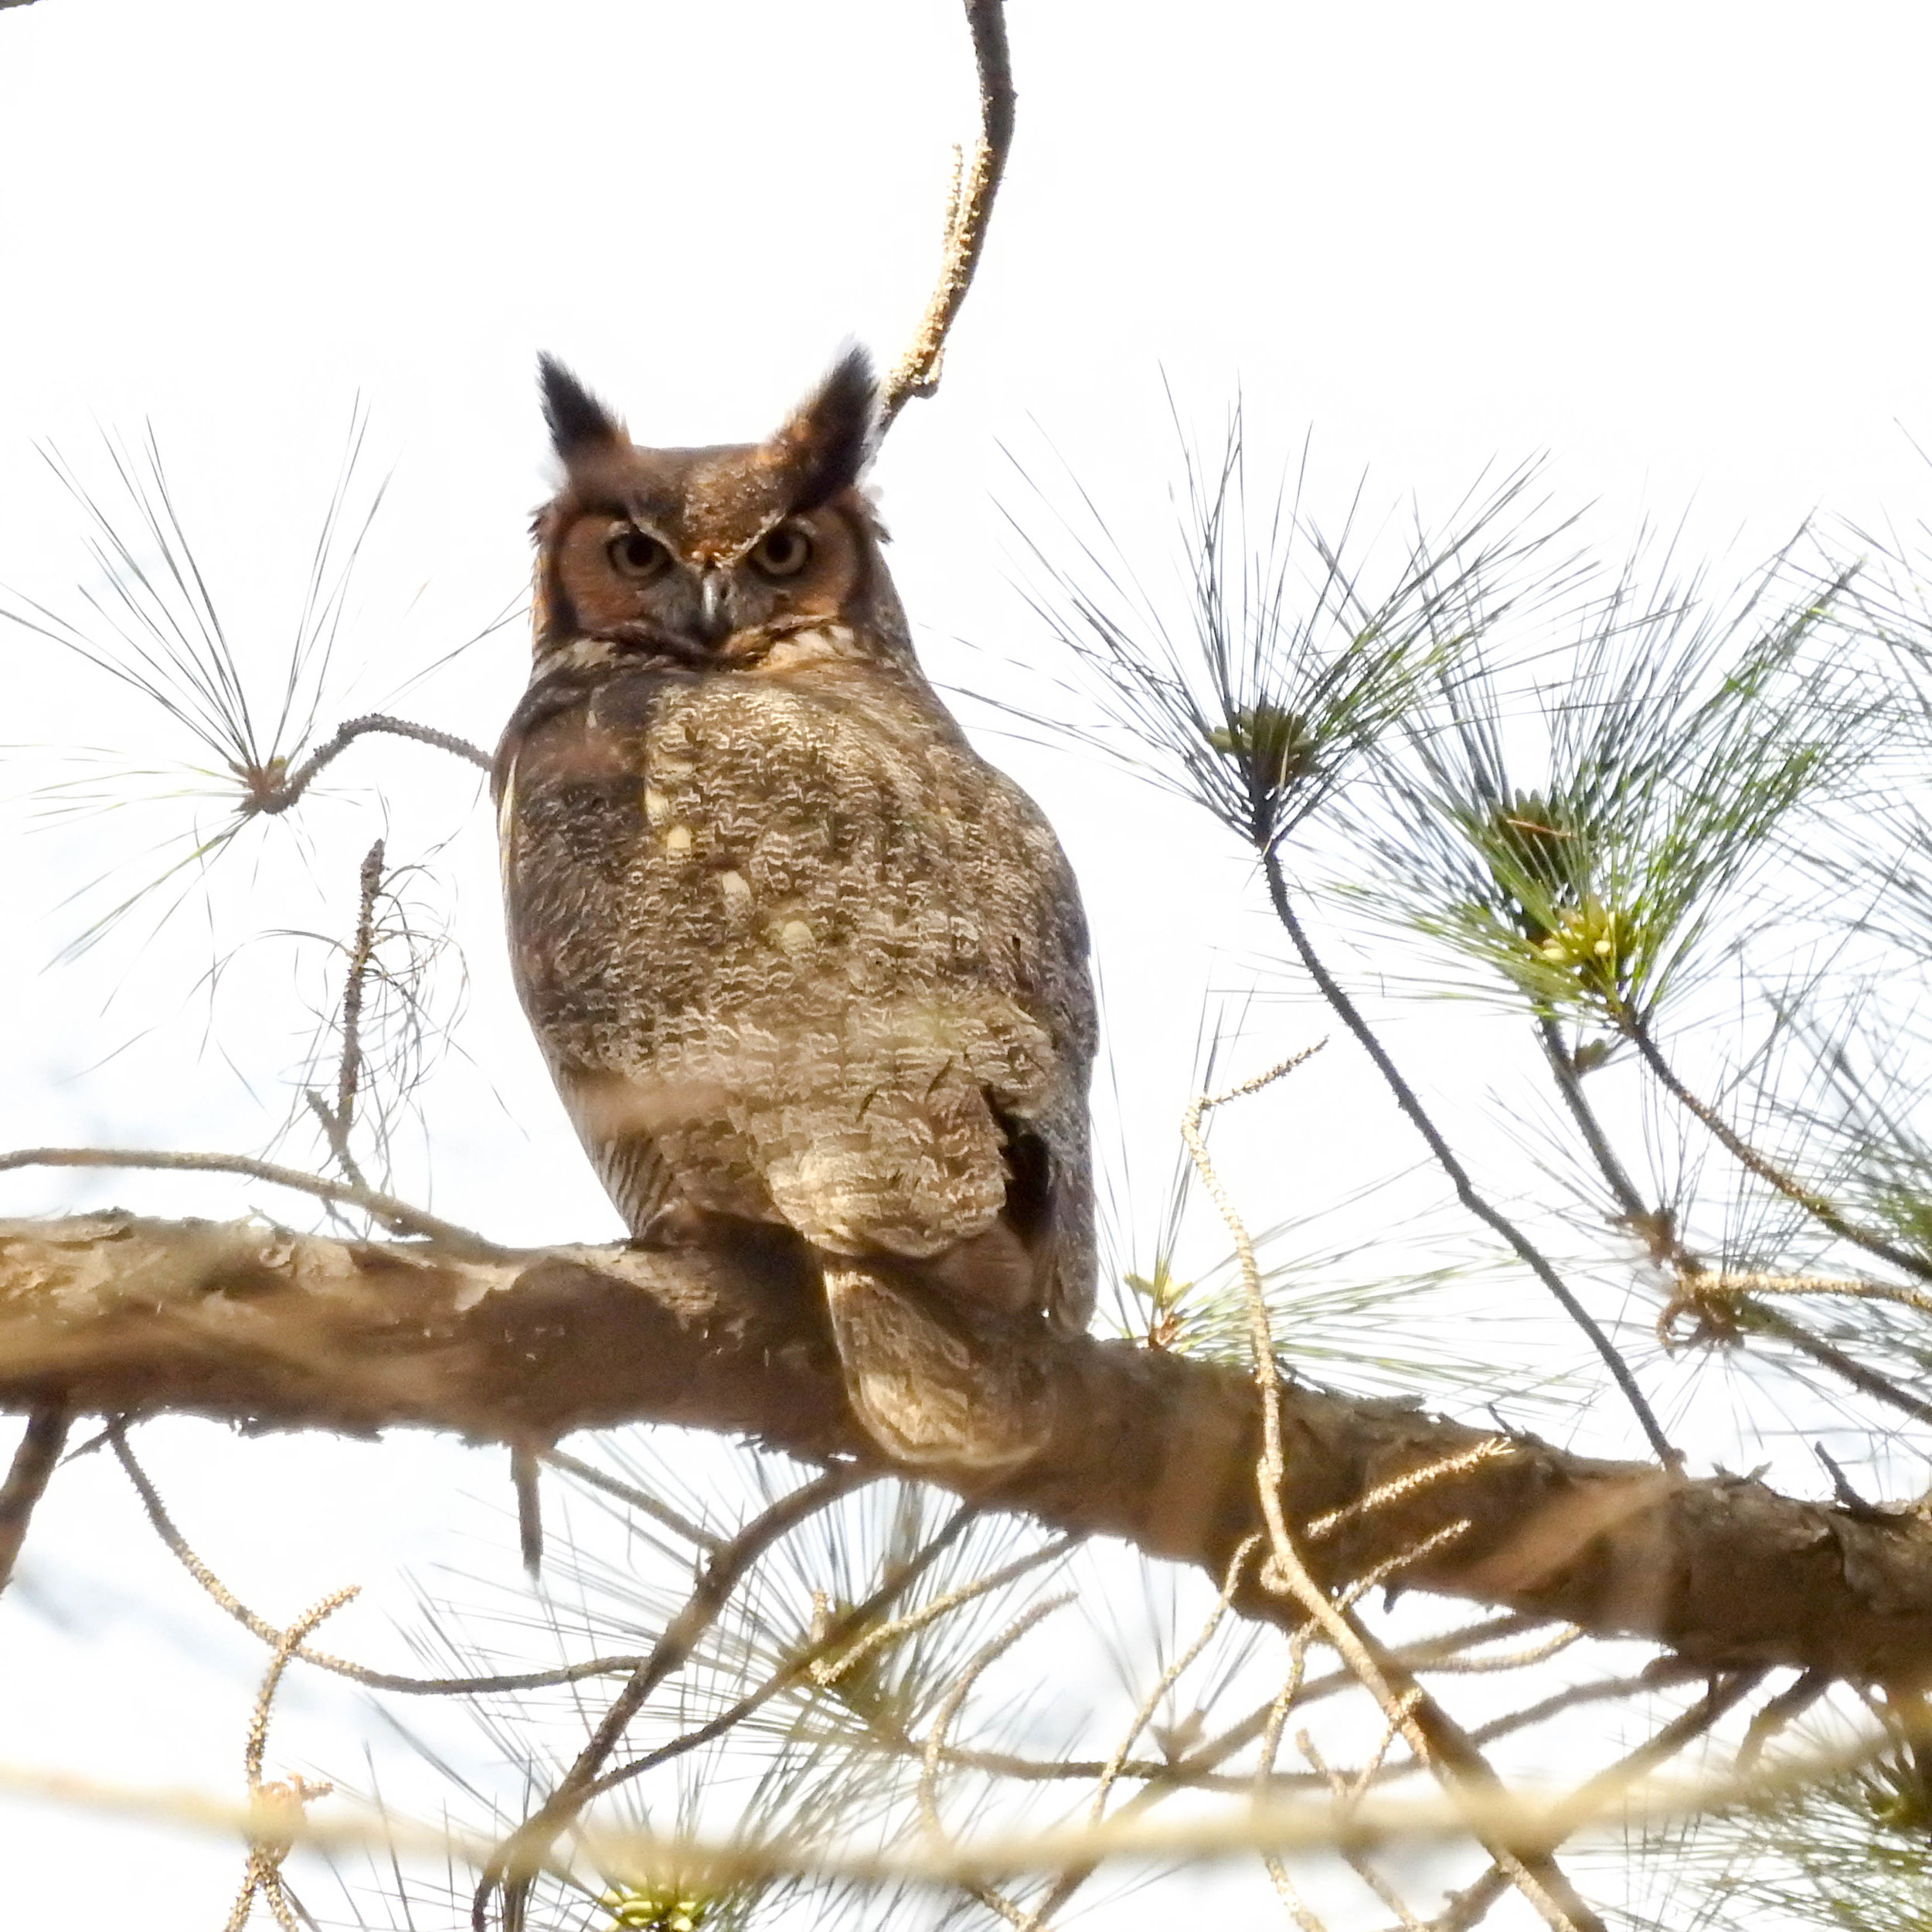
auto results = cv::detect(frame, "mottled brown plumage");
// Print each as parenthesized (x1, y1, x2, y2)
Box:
(495, 350, 1095, 1468)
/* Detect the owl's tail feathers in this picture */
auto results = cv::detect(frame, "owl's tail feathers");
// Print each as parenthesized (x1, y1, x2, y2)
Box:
(817, 1250, 1055, 1474)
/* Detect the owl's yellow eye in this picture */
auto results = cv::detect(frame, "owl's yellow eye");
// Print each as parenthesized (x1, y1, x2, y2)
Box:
(750, 523, 812, 579)
(608, 529, 671, 580)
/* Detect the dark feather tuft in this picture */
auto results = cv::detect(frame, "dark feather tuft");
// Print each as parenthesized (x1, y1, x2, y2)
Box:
(538, 354, 623, 463)
(772, 345, 877, 511)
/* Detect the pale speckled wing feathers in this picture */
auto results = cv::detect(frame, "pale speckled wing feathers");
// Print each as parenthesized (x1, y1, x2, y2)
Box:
(499, 638, 1096, 1332)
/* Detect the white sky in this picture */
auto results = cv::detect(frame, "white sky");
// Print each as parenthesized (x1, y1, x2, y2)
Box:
(2, 2, 1930, 1925)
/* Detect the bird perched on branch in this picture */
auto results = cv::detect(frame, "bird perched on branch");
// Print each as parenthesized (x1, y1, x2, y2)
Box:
(494, 349, 1095, 1469)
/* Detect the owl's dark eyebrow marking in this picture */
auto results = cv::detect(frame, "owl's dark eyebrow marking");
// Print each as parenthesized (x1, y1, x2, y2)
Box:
(622, 494, 685, 532)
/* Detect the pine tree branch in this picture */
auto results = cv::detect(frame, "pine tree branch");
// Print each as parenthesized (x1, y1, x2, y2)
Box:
(1625, 1012, 1932, 1284)
(1535, 1016, 1651, 1230)
(1535, 1026, 1932, 1427)
(485, 1464, 869, 1932)
(1260, 853, 1679, 1465)
(1732, 1302, 1932, 1431)
(2, 1212, 1930, 1687)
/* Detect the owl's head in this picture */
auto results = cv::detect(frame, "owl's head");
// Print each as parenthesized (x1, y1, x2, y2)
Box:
(530, 349, 894, 665)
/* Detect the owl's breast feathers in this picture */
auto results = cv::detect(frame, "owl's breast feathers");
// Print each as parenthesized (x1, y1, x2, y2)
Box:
(496, 636, 1097, 1329)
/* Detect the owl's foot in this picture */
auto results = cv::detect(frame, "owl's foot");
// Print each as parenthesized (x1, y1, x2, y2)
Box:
(818, 1255, 1053, 1474)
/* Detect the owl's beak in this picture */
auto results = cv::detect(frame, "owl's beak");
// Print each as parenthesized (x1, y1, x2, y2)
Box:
(698, 569, 731, 645)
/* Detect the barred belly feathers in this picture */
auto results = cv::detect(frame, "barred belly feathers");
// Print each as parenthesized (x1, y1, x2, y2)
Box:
(495, 350, 1096, 1468)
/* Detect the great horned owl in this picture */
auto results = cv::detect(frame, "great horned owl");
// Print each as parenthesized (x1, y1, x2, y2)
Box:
(494, 349, 1096, 1470)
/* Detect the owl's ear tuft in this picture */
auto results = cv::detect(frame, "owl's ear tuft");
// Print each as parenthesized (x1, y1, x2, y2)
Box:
(538, 354, 624, 464)
(770, 345, 877, 512)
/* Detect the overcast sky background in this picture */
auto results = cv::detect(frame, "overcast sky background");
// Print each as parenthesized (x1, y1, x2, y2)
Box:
(2, 2, 1930, 1925)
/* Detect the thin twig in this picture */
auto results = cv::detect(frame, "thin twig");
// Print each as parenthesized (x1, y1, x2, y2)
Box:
(485, 1466, 871, 1932)
(303, 1090, 360, 1192)
(814, 1535, 1073, 1686)
(1184, 1053, 1601, 1932)
(1541, 1016, 1932, 1426)
(1090, 1535, 1260, 1826)
(945, 1651, 1696, 1801)
(0, 1145, 498, 1253)
(1627, 1012, 1932, 1284)
(305, 839, 386, 1191)
(964, 1882, 1035, 1930)
(511, 1444, 543, 1578)
(111, 1424, 654, 1697)
(539, 1447, 721, 1553)
(1299, 1733, 1434, 1931)
(1737, 1668, 1831, 1771)
(1433, 1866, 1512, 1932)
(1306, 1441, 1513, 1543)
(577, 1503, 985, 1805)
(1255, 1622, 1321, 1798)
(338, 839, 385, 1141)
(1814, 1444, 1885, 1519)
(920, 1595, 1075, 1838)
(1755, 1304, 1932, 1427)
(1260, 853, 1678, 1466)
(1536, 1016, 1651, 1229)
(878, 0, 1015, 427)
(1662, 1278, 1932, 1429)
(251, 714, 490, 818)
(0, 1403, 70, 1597)
(1423, 1625, 1584, 1675)
(1686, 1270, 1932, 1315)
(224, 1584, 358, 1932)
(1264, 1853, 1336, 1930)
(1466, 1662, 1706, 1749)
(910, 1617, 1563, 1792)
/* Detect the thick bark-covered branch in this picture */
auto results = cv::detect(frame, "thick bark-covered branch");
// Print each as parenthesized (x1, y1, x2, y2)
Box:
(3, 1212, 1928, 1688)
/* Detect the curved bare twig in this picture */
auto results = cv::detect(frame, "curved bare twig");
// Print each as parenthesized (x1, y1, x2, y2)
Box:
(878, 0, 1015, 429)
(107, 1423, 659, 1696)
(1184, 1055, 1600, 1932)
(250, 713, 491, 818)
(0, 1145, 499, 1253)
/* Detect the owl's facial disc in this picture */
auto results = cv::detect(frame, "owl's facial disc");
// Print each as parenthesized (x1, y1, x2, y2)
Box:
(546, 489, 864, 666)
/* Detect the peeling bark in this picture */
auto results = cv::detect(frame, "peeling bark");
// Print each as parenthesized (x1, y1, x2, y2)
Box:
(3, 1212, 1928, 1687)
